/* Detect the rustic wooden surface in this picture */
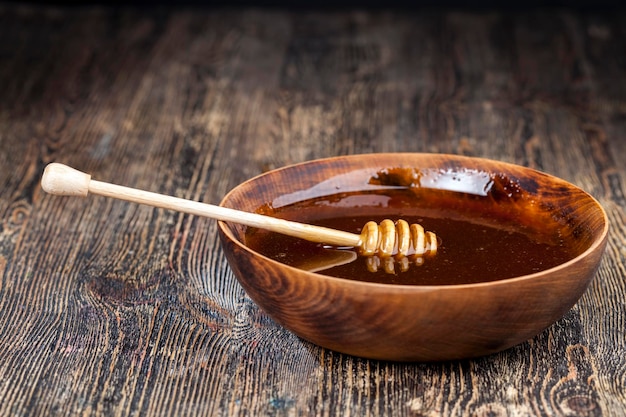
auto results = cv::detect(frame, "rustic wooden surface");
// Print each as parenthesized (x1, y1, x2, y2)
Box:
(1, 3, 625, 416)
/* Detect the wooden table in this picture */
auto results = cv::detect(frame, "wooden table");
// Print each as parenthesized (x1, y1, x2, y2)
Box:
(1, 3, 625, 416)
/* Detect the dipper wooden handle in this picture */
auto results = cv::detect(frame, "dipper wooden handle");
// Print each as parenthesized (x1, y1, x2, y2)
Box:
(41, 163, 361, 246)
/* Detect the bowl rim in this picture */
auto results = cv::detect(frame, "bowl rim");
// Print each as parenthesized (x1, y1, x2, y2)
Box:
(218, 152, 610, 290)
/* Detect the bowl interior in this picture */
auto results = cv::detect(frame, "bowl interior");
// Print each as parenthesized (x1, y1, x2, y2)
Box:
(220, 153, 607, 286)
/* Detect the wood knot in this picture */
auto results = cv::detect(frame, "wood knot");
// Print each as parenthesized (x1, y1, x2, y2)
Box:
(85, 267, 177, 307)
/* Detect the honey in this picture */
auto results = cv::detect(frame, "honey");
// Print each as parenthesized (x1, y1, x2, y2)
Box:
(244, 189, 579, 286)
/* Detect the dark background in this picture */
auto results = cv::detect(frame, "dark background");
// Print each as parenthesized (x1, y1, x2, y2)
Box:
(9, 0, 626, 10)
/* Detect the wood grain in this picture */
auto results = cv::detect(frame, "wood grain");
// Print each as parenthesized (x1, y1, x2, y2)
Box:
(1, 4, 625, 416)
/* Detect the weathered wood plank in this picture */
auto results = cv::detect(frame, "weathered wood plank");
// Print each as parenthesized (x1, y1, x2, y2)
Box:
(0, 5, 625, 417)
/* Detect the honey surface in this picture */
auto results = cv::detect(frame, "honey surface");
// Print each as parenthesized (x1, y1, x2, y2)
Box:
(245, 190, 578, 285)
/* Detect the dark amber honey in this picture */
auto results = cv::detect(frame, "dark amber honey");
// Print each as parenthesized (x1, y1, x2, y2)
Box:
(244, 189, 579, 286)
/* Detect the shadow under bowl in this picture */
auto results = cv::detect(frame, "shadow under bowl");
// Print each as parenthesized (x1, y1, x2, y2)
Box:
(217, 153, 609, 361)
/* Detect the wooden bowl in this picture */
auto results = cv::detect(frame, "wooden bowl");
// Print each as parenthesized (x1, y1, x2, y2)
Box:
(217, 153, 609, 361)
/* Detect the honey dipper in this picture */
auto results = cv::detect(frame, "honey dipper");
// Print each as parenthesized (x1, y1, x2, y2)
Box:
(41, 163, 438, 272)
